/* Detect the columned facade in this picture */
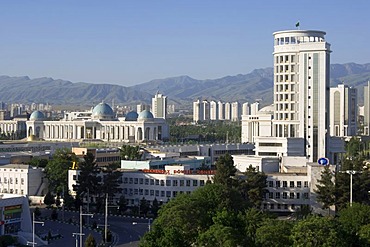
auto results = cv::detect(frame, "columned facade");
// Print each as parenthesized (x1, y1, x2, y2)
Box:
(26, 103, 169, 143)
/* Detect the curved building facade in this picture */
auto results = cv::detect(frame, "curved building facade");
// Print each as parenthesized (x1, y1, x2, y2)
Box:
(272, 30, 331, 162)
(26, 103, 169, 143)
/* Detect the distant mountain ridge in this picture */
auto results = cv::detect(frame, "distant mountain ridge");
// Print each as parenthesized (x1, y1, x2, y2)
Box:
(0, 62, 370, 108)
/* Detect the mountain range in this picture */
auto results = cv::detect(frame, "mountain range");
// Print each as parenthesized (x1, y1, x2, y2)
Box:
(1, 62, 370, 108)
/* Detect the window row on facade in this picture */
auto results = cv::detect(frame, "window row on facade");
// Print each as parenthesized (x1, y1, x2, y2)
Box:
(265, 191, 309, 200)
(275, 103, 296, 112)
(267, 180, 308, 188)
(124, 188, 192, 198)
(275, 35, 324, 46)
(275, 65, 297, 74)
(263, 203, 309, 211)
(0, 177, 25, 185)
(276, 84, 296, 92)
(275, 55, 297, 63)
(1, 188, 24, 194)
(276, 74, 297, 83)
(123, 177, 206, 187)
(275, 93, 296, 101)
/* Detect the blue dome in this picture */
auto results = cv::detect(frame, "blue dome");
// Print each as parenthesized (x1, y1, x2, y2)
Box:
(30, 110, 45, 120)
(125, 111, 138, 121)
(138, 110, 154, 120)
(92, 102, 114, 119)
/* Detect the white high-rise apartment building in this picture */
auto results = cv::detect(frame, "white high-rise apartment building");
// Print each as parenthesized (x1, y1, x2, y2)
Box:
(202, 100, 210, 120)
(218, 101, 225, 120)
(193, 99, 203, 122)
(273, 30, 331, 162)
(330, 84, 357, 137)
(224, 102, 231, 120)
(152, 92, 167, 119)
(231, 102, 240, 121)
(242, 102, 250, 116)
(210, 101, 218, 120)
(364, 81, 370, 135)
(137, 103, 151, 113)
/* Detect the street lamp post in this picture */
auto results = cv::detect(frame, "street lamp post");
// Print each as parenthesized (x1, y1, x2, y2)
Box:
(340, 170, 362, 207)
(72, 233, 84, 247)
(105, 194, 108, 244)
(79, 205, 93, 247)
(104, 193, 119, 244)
(28, 212, 44, 247)
(132, 218, 152, 231)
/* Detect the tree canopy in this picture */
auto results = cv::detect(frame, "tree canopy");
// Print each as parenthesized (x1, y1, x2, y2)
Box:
(120, 145, 141, 160)
(44, 148, 76, 195)
(315, 166, 335, 214)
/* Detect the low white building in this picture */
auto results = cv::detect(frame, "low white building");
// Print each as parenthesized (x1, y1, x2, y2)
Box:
(68, 165, 214, 205)
(120, 165, 214, 205)
(0, 164, 47, 199)
(232, 155, 280, 173)
(241, 104, 274, 143)
(254, 137, 305, 157)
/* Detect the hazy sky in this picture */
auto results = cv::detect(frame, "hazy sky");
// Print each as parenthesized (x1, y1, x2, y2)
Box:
(0, 0, 369, 86)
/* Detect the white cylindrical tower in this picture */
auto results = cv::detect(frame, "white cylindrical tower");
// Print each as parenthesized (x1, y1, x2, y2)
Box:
(272, 30, 331, 162)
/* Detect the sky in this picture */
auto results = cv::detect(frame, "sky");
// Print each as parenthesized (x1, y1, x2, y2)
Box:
(0, 0, 369, 86)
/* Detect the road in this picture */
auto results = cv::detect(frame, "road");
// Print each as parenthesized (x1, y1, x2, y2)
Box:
(34, 208, 150, 247)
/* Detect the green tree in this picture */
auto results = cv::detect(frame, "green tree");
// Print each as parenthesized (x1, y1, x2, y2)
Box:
(241, 207, 272, 246)
(140, 183, 245, 246)
(34, 207, 41, 218)
(315, 166, 335, 215)
(293, 204, 312, 220)
(62, 190, 75, 210)
(140, 197, 150, 216)
(255, 219, 293, 247)
(359, 224, 370, 247)
(73, 153, 101, 211)
(29, 157, 49, 168)
(44, 148, 76, 195)
(196, 209, 245, 247)
(338, 203, 370, 246)
(151, 198, 160, 218)
(51, 209, 58, 220)
(345, 137, 362, 159)
(0, 235, 16, 246)
(336, 156, 370, 210)
(117, 195, 127, 214)
(213, 153, 237, 188)
(44, 191, 55, 207)
(100, 163, 123, 202)
(84, 233, 96, 247)
(120, 145, 141, 160)
(291, 216, 346, 247)
(241, 165, 267, 208)
(169, 120, 241, 144)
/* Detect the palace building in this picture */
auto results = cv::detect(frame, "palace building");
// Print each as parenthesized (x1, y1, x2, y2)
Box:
(26, 102, 169, 143)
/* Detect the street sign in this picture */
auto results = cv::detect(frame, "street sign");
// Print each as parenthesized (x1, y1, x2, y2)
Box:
(318, 157, 329, 166)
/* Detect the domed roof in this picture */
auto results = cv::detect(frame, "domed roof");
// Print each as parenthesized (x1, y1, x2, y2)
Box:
(125, 111, 138, 121)
(92, 102, 114, 119)
(258, 104, 274, 114)
(138, 110, 154, 120)
(30, 110, 45, 120)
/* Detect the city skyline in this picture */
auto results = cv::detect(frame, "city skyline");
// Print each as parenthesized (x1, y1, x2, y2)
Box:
(0, 1, 369, 86)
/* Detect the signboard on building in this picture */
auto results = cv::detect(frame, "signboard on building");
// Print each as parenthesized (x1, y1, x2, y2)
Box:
(317, 157, 329, 166)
